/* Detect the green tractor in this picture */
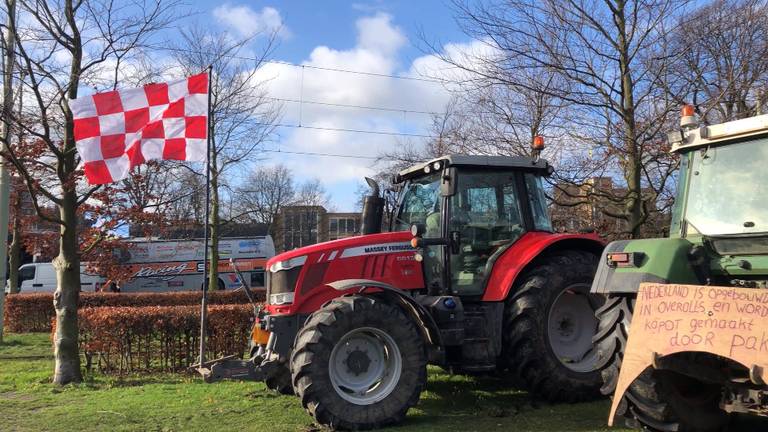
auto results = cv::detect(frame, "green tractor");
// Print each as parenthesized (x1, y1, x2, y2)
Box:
(592, 107, 768, 431)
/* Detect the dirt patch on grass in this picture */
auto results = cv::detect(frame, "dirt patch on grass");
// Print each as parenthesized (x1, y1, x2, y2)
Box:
(0, 391, 34, 401)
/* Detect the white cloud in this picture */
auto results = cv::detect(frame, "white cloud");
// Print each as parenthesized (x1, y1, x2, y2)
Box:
(356, 13, 406, 56)
(247, 14, 496, 209)
(213, 4, 291, 39)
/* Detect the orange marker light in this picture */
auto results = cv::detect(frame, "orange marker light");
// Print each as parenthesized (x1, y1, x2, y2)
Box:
(681, 104, 695, 118)
(533, 135, 545, 150)
(410, 237, 421, 248)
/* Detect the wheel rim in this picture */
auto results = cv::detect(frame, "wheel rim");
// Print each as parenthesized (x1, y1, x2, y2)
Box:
(547, 283, 602, 373)
(328, 327, 402, 405)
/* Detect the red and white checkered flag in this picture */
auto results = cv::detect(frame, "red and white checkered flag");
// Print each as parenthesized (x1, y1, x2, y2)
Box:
(70, 72, 209, 185)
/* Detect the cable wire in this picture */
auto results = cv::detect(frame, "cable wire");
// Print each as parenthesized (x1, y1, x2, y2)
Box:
(266, 96, 440, 116)
(156, 45, 446, 84)
(267, 122, 437, 139)
(262, 148, 379, 160)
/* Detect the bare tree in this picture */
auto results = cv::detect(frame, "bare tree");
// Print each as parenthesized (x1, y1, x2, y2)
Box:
(233, 164, 295, 236)
(171, 26, 279, 291)
(0, 0, 179, 384)
(671, 0, 768, 122)
(294, 178, 331, 208)
(444, 0, 688, 238)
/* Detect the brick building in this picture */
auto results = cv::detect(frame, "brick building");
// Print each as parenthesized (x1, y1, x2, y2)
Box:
(273, 206, 362, 252)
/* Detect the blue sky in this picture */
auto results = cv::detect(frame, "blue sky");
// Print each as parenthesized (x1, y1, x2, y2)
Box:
(185, 1, 476, 211)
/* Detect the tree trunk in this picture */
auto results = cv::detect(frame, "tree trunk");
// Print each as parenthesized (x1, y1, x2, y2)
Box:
(0, 0, 17, 343)
(8, 210, 21, 294)
(52, 190, 82, 384)
(615, 0, 643, 238)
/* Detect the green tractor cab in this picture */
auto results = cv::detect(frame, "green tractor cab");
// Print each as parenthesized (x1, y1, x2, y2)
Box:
(592, 108, 768, 431)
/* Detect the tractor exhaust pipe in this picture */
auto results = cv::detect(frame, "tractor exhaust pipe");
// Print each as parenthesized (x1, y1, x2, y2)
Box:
(361, 177, 384, 235)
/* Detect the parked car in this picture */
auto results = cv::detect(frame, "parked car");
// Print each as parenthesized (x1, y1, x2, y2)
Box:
(4, 263, 105, 294)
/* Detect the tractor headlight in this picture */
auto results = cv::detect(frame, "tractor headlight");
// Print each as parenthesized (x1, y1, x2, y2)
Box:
(269, 255, 307, 272)
(269, 292, 295, 305)
(266, 255, 306, 304)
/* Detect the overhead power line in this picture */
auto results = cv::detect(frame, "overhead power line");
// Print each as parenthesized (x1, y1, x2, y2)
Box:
(265, 96, 440, 116)
(265, 59, 444, 84)
(157, 45, 446, 84)
(266, 122, 437, 139)
(262, 148, 379, 160)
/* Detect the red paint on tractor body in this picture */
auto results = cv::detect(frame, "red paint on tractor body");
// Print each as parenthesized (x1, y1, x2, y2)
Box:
(264, 230, 603, 316)
(481, 231, 604, 302)
(264, 231, 424, 315)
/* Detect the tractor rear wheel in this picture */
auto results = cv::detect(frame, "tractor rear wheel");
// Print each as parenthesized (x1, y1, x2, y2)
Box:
(290, 295, 427, 430)
(595, 295, 729, 431)
(502, 250, 603, 402)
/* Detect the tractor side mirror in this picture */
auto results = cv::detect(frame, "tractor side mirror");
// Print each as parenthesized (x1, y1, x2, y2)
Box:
(440, 167, 457, 196)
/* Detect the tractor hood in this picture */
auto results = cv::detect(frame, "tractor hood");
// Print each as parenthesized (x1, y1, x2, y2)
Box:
(266, 231, 414, 271)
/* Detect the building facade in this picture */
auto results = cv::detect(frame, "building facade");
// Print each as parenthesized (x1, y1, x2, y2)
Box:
(273, 206, 362, 252)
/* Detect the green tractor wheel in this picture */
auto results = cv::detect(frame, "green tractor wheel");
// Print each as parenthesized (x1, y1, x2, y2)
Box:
(594, 295, 730, 432)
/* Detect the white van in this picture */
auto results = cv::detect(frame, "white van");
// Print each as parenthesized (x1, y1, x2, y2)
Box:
(10, 263, 105, 293)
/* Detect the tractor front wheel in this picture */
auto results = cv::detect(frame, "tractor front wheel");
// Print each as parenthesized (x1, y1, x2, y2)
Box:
(502, 250, 603, 402)
(290, 295, 427, 430)
(263, 354, 294, 395)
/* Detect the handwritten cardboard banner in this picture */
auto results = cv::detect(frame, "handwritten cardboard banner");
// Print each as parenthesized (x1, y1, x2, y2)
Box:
(609, 283, 768, 425)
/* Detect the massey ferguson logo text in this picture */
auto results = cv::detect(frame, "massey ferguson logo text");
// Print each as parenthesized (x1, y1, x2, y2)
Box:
(340, 242, 415, 259)
(133, 263, 187, 279)
(364, 244, 413, 253)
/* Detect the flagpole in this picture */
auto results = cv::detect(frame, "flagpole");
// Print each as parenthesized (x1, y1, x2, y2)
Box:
(198, 64, 213, 368)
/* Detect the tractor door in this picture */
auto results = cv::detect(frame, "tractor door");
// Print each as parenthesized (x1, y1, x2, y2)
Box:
(448, 170, 527, 296)
(394, 173, 448, 293)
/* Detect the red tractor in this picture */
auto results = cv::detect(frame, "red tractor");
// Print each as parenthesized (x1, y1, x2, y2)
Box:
(207, 151, 606, 429)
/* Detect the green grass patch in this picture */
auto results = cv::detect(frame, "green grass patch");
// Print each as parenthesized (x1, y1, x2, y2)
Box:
(0, 333, 630, 432)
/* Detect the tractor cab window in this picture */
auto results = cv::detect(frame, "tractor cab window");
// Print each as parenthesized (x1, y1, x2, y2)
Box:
(393, 173, 442, 236)
(685, 138, 768, 236)
(525, 173, 553, 232)
(450, 170, 524, 295)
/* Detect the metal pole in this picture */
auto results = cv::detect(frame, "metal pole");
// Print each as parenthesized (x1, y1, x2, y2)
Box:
(0, 0, 18, 343)
(198, 65, 213, 366)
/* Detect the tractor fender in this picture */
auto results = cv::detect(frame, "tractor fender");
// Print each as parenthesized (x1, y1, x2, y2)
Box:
(590, 238, 700, 295)
(482, 232, 605, 302)
(326, 279, 444, 350)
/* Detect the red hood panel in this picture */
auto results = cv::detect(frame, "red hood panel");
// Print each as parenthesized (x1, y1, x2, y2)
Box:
(266, 231, 413, 267)
(266, 231, 423, 314)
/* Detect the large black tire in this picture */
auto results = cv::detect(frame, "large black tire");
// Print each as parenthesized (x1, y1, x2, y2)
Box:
(594, 295, 729, 431)
(263, 356, 294, 395)
(290, 295, 427, 430)
(502, 250, 602, 402)
(248, 346, 294, 395)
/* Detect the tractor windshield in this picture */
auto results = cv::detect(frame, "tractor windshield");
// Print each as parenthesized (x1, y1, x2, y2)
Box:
(393, 173, 442, 234)
(684, 137, 768, 236)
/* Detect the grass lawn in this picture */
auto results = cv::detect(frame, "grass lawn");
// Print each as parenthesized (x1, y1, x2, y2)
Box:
(0, 333, 630, 432)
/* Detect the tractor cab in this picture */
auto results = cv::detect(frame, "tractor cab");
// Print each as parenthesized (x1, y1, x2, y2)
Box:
(668, 112, 768, 250)
(392, 154, 554, 297)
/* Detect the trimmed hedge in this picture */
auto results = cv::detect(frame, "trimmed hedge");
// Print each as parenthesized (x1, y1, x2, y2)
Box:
(65, 304, 254, 373)
(5, 290, 263, 332)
